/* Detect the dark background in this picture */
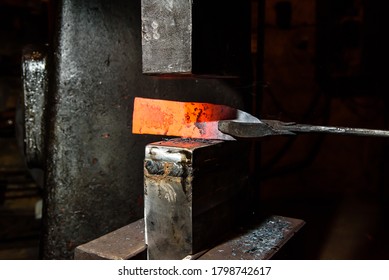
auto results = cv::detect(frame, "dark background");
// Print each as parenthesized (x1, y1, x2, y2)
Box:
(1, 0, 389, 259)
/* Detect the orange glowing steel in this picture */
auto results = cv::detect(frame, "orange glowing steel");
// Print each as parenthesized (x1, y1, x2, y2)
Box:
(132, 97, 237, 139)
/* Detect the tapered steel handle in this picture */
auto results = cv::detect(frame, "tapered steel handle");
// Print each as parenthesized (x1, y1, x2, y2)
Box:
(218, 119, 389, 138)
(263, 120, 389, 138)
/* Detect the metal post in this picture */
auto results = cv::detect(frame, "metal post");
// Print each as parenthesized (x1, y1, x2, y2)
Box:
(144, 139, 249, 259)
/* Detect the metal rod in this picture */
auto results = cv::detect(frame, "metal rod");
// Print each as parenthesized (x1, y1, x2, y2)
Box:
(279, 123, 389, 138)
(224, 119, 389, 139)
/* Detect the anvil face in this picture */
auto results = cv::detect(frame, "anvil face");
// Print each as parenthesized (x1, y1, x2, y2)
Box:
(144, 138, 249, 259)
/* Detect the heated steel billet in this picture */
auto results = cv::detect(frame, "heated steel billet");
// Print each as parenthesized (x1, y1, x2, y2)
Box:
(144, 138, 249, 259)
(141, 0, 251, 77)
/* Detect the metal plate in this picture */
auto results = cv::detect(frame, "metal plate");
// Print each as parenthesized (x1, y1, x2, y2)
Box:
(74, 219, 146, 260)
(199, 216, 305, 260)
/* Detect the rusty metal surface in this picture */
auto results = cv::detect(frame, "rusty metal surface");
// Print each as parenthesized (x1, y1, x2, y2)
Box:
(144, 138, 249, 259)
(141, 0, 251, 77)
(199, 216, 305, 260)
(74, 219, 146, 260)
(41, 0, 249, 259)
(21, 45, 47, 168)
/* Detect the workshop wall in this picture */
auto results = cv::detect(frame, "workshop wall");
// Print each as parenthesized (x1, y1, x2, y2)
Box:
(259, 0, 389, 259)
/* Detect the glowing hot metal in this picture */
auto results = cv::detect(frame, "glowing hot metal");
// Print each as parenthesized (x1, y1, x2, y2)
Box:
(132, 97, 242, 140)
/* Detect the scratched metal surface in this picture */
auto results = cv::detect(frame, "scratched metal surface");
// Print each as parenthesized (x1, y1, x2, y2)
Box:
(142, 0, 192, 74)
(199, 216, 305, 260)
(22, 46, 47, 168)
